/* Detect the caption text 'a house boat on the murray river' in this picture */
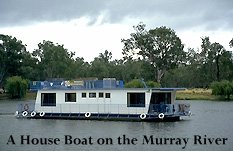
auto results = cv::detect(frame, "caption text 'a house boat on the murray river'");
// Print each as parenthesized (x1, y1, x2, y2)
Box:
(16, 78, 191, 122)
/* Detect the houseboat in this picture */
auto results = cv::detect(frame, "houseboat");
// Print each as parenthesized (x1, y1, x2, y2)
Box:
(16, 78, 191, 121)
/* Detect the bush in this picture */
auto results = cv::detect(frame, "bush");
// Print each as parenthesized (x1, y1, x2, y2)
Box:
(211, 80, 233, 100)
(125, 79, 160, 88)
(125, 79, 144, 88)
(146, 81, 161, 88)
(5, 76, 28, 99)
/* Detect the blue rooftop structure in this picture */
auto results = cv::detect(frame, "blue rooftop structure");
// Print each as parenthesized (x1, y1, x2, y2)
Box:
(29, 78, 124, 91)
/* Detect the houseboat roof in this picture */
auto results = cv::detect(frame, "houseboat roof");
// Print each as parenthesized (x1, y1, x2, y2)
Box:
(38, 87, 186, 92)
(30, 78, 185, 92)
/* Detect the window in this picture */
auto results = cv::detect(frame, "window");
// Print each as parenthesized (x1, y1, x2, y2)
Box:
(99, 92, 104, 98)
(105, 93, 111, 98)
(150, 93, 171, 104)
(127, 93, 145, 107)
(41, 93, 56, 106)
(82, 93, 86, 98)
(89, 92, 96, 98)
(149, 92, 171, 113)
(65, 93, 76, 102)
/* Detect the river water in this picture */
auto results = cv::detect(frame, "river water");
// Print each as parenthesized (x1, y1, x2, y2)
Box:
(0, 100, 232, 151)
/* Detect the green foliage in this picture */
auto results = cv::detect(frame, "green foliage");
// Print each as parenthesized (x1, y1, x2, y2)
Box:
(124, 79, 144, 88)
(164, 37, 233, 88)
(5, 76, 28, 99)
(20, 51, 39, 80)
(120, 60, 145, 82)
(200, 37, 231, 82)
(162, 66, 208, 88)
(146, 81, 161, 88)
(211, 80, 233, 100)
(0, 32, 232, 97)
(124, 79, 160, 88)
(0, 34, 26, 85)
(122, 23, 185, 83)
(229, 38, 233, 48)
(72, 57, 90, 78)
(32, 40, 76, 79)
(90, 50, 114, 79)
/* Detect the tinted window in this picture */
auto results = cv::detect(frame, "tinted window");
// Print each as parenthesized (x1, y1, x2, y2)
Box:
(127, 93, 145, 107)
(105, 93, 111, 98)
(99, 92, 104, 98)
(41, 93, 56, 106)
(82, 93, 86, 98)
(65, 93, 76, 102)
(89, 93, 96, 98)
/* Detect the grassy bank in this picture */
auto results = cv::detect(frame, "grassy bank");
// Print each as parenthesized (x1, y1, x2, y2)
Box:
(176, 88, 224, 100)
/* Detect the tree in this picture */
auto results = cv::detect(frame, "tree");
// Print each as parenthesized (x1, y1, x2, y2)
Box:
(90, 50, 114, 79)
(32, 40, 75, 79)
(200, 37, 231, 82)
(218, 51, 233, 81)
(0, 34, 26, 86)
(19, 51, 39, 80)
(121, 59, 144, 82)
(122, 23, 185, 83)
(230, 38, 233, 48)
(211, 80, 233, 100)
(98, 50, 112, 63)
(5, 76, 28, 99)
(210, 42, 225, 81)
(162, 66, 199, 87)
(71, 57, 90, 78)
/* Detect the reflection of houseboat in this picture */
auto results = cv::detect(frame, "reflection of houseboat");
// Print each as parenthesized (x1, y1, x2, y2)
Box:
(16, 78, 191, 121)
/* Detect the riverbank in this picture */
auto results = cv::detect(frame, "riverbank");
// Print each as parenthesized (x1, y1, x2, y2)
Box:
(0, 89, 231, 101)
(176, 88, 226, 100)
(0, 92, 36, 101)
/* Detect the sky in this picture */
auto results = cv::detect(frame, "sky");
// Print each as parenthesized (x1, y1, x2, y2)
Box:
(0, 0, 233, 62)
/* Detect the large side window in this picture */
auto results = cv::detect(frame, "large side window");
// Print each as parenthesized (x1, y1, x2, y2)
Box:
(65, 93, 76, 102)
(127, 93, 145, 107)
(41, 93, 56, 106)
(150, 92, 171, 104)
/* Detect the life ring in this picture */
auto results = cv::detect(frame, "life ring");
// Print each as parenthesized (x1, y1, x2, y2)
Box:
(22, 111, 28, 117)
(31, 111, 37, 117)
(140, 113, 147, 119)
(24, 104, 29, 111)
(39, 112, 45, 117)
(188, 111, 192, 116)
(85, 112, 91, 118)
(158, 113, 165, 119)
(14, 111, 19, 116)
